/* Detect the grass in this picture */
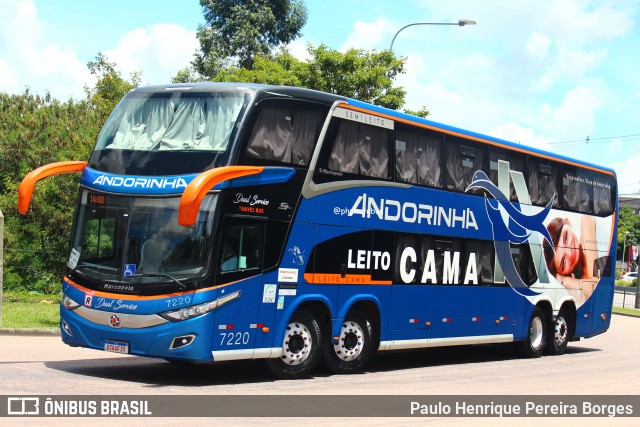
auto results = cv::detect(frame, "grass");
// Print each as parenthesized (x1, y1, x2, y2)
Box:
(1, 291, 60, 329)
(613, 307, 640, 317)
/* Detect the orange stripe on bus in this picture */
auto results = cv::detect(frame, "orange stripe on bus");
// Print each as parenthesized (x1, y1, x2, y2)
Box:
(303, 273, 392, 285)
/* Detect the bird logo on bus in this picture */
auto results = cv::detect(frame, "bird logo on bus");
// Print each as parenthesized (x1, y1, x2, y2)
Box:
(466, 163, 555, 297)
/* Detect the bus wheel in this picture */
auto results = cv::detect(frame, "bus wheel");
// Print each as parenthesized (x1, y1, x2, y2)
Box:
(516, 306, 546, 358)
(322, 311, 373, 374)
(545, 309, 571, 355)
(267, 310, 322, 380)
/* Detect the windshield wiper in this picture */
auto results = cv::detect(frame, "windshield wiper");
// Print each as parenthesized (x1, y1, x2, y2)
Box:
(128, 273, 187, 290)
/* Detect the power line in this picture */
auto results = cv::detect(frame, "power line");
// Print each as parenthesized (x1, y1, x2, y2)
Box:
(548, 132, 640, 146)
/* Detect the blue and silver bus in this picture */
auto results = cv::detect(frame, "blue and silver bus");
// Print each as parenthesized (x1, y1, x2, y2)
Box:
(19, 83, 617, 379)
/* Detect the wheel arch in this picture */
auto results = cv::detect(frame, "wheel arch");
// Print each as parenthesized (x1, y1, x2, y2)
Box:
(274, 295, 333, 344)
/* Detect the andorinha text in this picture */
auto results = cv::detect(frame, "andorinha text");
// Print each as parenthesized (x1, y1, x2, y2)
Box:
(348, 193, 479, 230)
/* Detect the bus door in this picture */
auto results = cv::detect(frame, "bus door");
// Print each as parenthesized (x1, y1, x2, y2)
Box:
(390, 233, 434, 342)
(429, 237, 485, 341)
(255, 221, 318, 354)
(211, 218, 266, 359)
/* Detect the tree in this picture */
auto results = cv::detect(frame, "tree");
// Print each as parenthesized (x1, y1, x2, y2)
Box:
(85, 53, 141, 120)
(211, 45, 408, 110)
(0, 90, 101, 293)
(618, 205, 640, 263)
(0, 55, 139, 294)
(194, 0, 307, 77)
(300, 45, 406, 109)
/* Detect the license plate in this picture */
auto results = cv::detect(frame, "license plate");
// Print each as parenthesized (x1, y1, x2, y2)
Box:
(104, 340, 129, 354)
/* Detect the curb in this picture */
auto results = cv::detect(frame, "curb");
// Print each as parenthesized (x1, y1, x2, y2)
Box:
(0, 328, 60, 336)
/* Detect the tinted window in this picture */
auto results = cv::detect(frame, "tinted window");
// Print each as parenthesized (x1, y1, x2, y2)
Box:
(327, 119, 391, 179)
(563, 165, 593, 213)
(395, 127, 443, 188)
(528, 158, 561, 208)
(488, 148, 525, 202)
(445, 137, 485, 193)
(246, 106, 325, 166)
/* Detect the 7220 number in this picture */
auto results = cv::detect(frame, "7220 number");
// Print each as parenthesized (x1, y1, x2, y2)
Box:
(219, 332, 250, 346)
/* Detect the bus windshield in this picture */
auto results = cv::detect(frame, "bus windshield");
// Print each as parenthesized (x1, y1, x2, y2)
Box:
(69, 191, 218, 284)
(94, 91, 246, 151)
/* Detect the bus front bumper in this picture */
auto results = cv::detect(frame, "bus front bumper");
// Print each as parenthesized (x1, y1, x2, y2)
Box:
(59, 306, 215, 363)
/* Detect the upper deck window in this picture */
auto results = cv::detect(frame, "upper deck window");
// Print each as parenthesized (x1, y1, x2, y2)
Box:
(95, 91, 246, 151)
(395, 127, 443, 188)
(245, 106, 325, 166)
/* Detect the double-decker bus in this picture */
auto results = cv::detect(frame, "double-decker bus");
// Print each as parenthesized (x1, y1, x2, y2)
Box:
(18, 83, 617, 379)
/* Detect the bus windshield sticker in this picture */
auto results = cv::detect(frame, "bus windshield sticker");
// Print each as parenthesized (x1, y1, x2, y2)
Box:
(68, 248, 80, 269)
(123, 264, 137, 277)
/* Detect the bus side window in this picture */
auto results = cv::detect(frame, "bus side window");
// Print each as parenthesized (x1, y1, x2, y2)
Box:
(395, 127, 443, 188)
(528, 158, 561, 208)
(466, 239, 494, 285)
(245, 107, 324, 166)
(592, 172, 615, 216)
(488, 148, 525, 202)
(219, 223, 264, 273)
(394, 233, 420, 284)
(510, 243, 538, 286)
(562, 165, 593, 214)
(328, 119, 390, 179)
(445, 137, 485, 193)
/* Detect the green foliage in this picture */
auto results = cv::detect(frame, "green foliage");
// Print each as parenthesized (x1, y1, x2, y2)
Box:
(211, 45, 408, 110)
(212, 52, 303, 86)
(85, 53, 140, 120)
(618, 205, 640, 262)
(615, 279, 637, 287)
(194, 0, 308, 76)
(171, 67, 207, 84)
(299, 45, 406, 109)
(0, 54, 138, 294)
(404, 106, 430, 118)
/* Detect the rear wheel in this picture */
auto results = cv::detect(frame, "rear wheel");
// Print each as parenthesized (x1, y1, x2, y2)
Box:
(516, 306, 547, 358)
(545, 308, 571, 355)
(322, 311, 373, 374)
(267, 310, 322, 380)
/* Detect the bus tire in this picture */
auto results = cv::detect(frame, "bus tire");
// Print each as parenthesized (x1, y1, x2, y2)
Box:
(322, 311, 373, 374)
(516, 306, 546, 358)
(545, 308, 571, 355)
(267, 310, 322, 380)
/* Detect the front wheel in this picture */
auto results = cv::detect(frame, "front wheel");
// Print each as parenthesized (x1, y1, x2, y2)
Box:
(545, 309, 572, 355)
(322, 311, 373, 374)
(516, 306, 547, 358)
(267, 310, 322, 380)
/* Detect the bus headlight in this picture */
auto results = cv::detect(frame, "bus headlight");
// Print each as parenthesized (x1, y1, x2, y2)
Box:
(159, 290, 242, 322)
(61, 293, 81, 310)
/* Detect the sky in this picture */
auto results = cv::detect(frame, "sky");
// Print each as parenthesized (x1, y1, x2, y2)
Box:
(1, 0, 639, 195)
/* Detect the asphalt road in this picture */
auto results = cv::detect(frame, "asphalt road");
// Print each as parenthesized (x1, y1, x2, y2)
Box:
(1, 314, 639, 425)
